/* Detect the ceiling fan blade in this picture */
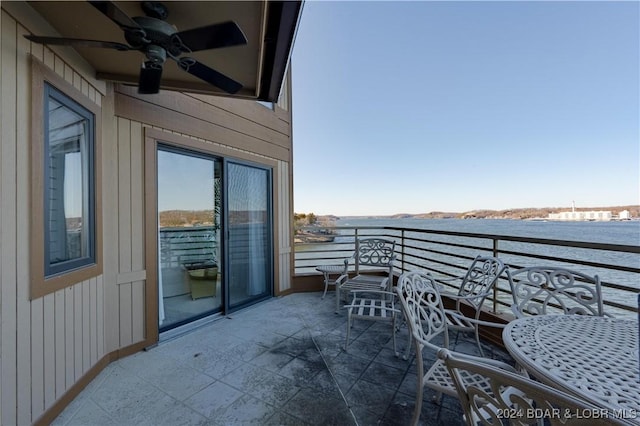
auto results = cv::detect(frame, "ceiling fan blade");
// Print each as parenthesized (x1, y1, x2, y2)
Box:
(177, 59, 243, 94)
(89, 1, 143, 31)
(175, 21, 247, 53)
(24, 35, 131, 51)
(138, 62, 163, 94)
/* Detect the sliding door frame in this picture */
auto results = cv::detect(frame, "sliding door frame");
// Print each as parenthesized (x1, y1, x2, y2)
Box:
(156, 144, 224, 332)
(143, 128, 279, 342)
(223, 158, 274, 313)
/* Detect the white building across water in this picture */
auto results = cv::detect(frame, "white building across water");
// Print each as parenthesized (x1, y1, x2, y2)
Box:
(548, 210, 613, 221)
(548, 201, 613, 221)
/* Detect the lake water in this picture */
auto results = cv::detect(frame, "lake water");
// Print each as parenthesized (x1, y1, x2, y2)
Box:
(297, 217, 640, 315)
(336, 217, 640, 246)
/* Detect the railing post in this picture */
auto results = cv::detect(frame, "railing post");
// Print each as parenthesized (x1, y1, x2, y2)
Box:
(401, 229, 405, 273)
(291, 223, 637, 315)
(492, 238, 499, 313)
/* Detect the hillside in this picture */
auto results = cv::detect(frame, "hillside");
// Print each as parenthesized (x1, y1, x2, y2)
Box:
(160, 205, 639, 228)
(337, 205, 640, 221)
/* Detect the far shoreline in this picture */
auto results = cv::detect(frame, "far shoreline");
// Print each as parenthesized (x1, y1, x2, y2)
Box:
(317, 204, 639, 222)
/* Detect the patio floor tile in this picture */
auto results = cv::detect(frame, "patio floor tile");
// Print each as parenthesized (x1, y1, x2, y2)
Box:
(52, 292, 504, 425)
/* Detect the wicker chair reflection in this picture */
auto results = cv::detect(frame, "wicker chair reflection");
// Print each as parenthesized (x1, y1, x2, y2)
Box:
(438, 348, 621, 426)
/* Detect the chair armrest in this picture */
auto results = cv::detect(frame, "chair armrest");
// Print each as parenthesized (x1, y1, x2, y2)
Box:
(438, 349, 524, 376)
(335, 274, 349, 287)
(443, 292, 491, 316)
(434, 276, 465, 294)
(445, 292, 492, 303)
(444, 309, 508, 329)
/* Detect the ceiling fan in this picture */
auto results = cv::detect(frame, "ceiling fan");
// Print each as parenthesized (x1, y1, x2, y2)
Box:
(25, 1, 248, 95)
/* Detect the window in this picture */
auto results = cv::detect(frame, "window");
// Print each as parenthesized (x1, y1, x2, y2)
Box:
(30, 59, 102, 299)
(256, 100, 274, 110)
(44, 84, 95, 276)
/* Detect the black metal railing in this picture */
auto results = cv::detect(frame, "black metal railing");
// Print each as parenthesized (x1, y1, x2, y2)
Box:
(159, 226, 217, 269)
(294, 226, 640, 317)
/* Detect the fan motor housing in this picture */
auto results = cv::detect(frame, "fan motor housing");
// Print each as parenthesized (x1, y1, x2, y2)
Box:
(126, 16, 182, 56)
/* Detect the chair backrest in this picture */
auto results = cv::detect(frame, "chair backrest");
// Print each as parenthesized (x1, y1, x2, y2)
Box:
(396, 271, 449, 351)
(438, 348, 616, 426)
(457, 256, 507, 310)
(353, 238, 395, 275)
(507, 266, 604, 318)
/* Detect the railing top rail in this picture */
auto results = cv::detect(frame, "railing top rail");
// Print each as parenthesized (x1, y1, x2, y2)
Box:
(323, 225, 640, 253)
(160, 225, 216, 232)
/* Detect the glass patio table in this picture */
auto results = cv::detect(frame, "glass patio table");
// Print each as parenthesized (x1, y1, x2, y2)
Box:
(503, 314, 640, 424)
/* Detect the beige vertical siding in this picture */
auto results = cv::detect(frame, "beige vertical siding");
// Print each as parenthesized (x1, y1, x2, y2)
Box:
(1, 12, 19, 426)
(2, 2, 295, 424)
(117, 117, 133, 347)
(278, 160, 292, 292)
(101, 84, 120, 355)
(0, 10, 106, 425)
(110, 117, 147, 350)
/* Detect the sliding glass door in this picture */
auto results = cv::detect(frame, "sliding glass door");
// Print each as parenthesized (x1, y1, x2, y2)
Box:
(226, 162, 272, 310)
(157, 147, 222, 331)
(156, 146, 272, 330)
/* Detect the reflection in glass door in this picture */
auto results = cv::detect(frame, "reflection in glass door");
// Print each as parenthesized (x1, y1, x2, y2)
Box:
(227, 162, 272, 309)
(157, 147, 222, 331)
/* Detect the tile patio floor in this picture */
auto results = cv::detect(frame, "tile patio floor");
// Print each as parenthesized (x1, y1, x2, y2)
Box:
(53, 292, 514, 426)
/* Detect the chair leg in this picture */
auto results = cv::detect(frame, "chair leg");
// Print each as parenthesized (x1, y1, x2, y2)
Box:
(391, 316, 396, 356)
(403, 332, 412, 361)
(345, 312, 352, 351)
(399, 311, 412, 360)
(412, 345, 424, 426)
(474, 326, 486, 358)
(335, 286, 340, 314)
(321, 273, 329, 299)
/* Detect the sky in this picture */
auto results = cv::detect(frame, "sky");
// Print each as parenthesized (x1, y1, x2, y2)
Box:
(290, 1, 640, 216)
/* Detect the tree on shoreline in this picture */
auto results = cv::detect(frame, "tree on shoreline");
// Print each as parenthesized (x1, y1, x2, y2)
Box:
(294, 212, 336, 234)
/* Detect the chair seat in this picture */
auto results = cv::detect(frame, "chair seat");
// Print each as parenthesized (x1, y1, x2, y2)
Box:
(344, 290, 399, 355)
(337, 275, 390, 312)
(342, 275, 388, 291)
(426, 356, 530, 425)
(438, 348, 616, 426)
(425, 358, 493, 398)
(347, 297, 398, 320)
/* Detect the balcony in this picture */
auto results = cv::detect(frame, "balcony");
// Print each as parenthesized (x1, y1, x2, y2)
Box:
(54, 290, 500, 425)
(54, 225, 638, 425)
